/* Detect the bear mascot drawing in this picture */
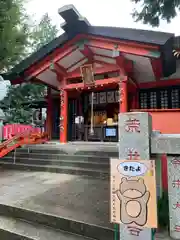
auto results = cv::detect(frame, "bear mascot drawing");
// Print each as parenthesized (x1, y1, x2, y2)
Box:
(115, 177, 150, 226)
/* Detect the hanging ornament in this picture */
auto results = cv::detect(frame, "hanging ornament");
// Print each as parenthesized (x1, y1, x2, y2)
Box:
(173, 49, 180, 58)
(50, 61, 54, 70)
(112, 44, 119, 58)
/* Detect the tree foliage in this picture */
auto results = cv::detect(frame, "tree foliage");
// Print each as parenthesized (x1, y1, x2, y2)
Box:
(0, 0, 30, 72)
(30, 13, 59, 51)
(0, 6, 59, 124)
(131, 0, 180, 27)
(0, 83, 46, 124)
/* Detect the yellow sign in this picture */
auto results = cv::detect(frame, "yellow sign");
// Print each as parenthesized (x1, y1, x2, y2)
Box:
(110, 159, 157, 229)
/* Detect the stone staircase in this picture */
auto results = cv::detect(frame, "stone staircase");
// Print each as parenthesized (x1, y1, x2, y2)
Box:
(0, 142, 119, 178)
(0, 203, 114, 240)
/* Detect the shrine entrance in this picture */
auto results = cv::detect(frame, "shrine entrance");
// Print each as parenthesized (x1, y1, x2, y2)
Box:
(68, 88, 120, 142)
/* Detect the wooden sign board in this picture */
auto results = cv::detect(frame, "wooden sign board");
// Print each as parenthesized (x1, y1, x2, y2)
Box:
(110, 159, 157, 229)
(80, 64, 95, 86)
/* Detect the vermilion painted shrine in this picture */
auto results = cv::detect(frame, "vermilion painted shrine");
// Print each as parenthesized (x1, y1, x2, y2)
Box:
(3, 4, 180, 143)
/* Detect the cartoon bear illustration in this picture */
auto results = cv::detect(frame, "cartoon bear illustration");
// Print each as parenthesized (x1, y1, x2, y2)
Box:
(115, 177, 150, 226)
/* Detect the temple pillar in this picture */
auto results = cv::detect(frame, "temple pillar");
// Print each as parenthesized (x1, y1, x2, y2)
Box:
(46, 88, 53, 139)
(119, 76, 128, 113)
(60, 88, 68, 143)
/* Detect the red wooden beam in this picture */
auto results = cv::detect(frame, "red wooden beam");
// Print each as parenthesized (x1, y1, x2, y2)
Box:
(65, 77, 120, 90)
(80, 45, 93, 63)
(93, 60, 118, 69)
(83, 34, 159, 51)
(25, 45, 79, 79)
(151, 58, 163, 81)
(87, 39, 159, 58)
(50, 63, 67, 77)
(67, 64, 120, 79)
(88, 40, 149, 56)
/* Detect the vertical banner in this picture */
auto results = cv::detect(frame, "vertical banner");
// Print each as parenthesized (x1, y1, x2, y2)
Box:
(80, 64, 95, 86)
(116, 112, 157, 240)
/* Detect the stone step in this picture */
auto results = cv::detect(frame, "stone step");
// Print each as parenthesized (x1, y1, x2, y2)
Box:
(0, 215, 93, 240)
(0, 203, 114, 240)
(0, 162, 109, 179)
(3, 152, 110, 162)
(19, 145, 119, 157)
(18, 149, 118, 157)
(1, 157, 109, 170)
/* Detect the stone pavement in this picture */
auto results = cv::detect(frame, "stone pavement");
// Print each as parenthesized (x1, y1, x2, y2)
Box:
(0, 169, 171, 239)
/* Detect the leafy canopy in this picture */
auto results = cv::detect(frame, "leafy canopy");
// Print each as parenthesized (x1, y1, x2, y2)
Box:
(132, 0, 180, 26)
(0, 0, 30, 72)
(0, 6, 59, 124)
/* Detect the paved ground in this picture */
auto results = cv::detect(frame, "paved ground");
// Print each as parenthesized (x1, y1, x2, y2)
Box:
(0, 169, 171, 239)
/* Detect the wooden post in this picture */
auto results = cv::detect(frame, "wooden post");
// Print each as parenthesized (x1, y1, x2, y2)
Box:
(119, 77, 128, 113)
(46, 88, 53, 140)
(60, 88, 68, 143)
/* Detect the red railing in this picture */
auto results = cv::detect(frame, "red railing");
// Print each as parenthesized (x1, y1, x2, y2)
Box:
(0, 129, 49, 158)
(3, 124, 41, 140)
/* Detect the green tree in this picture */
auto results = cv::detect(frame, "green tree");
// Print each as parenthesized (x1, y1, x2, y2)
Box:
(0, 12, 59, 124)
(30, 13, 59, 51)
(0, 83, 46, 124)
(132, 0, 180, 27)
(0, 0, 30, 72)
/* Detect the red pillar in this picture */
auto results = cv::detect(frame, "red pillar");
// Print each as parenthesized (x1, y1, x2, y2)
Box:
(60, 88, 68, 143)
(161, 154, 168, 191)
(119, 77, 128, 113)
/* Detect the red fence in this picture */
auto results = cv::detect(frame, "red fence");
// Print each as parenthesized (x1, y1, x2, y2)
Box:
(3, 124, 41, 140)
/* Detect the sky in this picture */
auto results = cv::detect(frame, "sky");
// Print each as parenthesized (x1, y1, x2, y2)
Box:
(1, 0, 180, 100)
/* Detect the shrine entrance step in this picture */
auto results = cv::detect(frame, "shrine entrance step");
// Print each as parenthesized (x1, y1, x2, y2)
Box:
(0, 143, 118, 178)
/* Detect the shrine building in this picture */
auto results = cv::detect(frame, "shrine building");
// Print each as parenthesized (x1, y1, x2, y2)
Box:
(3, 5, 180, 143)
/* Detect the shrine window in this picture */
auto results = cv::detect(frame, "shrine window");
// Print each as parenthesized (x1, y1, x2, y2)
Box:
(171, 89, 180, 108)
(139, 86, 180, 109)
(160, 90, 168, 108)
(140, 92, 148, 109)
(150, 91, 157, 109)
